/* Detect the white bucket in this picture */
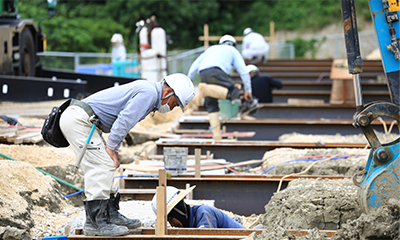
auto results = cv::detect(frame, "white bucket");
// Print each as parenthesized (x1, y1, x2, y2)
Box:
(163, 147, 188, 176)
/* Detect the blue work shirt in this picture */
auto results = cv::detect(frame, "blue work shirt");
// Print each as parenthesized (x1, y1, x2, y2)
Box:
(189, 205, 246, 229)
(83, 80, 161, 151)
(187, 44, 251, 93)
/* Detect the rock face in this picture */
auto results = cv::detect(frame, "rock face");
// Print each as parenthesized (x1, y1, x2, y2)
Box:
(0, 161, 75, 239)
(260, 178, 362, 230)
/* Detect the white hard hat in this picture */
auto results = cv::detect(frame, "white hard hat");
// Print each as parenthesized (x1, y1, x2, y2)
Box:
(151, 186, 196, 215)
(219, 34, 236, 46)
(243, 27, 253, 36)
(111, 33, 124, 43)
(163, 73, 195, 113)
(246, 64, 259, 73)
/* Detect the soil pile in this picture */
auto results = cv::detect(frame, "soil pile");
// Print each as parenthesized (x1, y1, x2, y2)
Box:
(279, 132, 399, 144)
(0, 160, 80, 240)
(254, 147, 369, 176)
(260, 178, 361, 230)
(251, 204, 400, 240)
(332, 199, 399, 240)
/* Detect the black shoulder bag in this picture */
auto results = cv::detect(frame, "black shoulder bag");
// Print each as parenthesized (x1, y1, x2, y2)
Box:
(41, 99, 72, 148)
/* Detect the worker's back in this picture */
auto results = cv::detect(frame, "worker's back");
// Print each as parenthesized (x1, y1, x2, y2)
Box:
(197, 45, 240, 73)
(251, 75, 283, 103)
(190, 205, 246, 229)
(243, 32, 269, 49)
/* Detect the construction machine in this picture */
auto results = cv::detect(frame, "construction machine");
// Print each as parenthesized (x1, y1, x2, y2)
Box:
(340, 0, 399, 213)
(0, 0, 135, 102)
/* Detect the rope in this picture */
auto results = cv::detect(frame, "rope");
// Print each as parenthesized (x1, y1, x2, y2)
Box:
(377, 117, 388, 134)
(388, 120, 397, 135)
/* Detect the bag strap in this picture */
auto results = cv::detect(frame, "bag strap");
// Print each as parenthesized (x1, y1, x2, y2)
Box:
(70, 99, 94, 117)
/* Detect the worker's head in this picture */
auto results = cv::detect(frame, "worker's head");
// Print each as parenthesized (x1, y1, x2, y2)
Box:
(243, 27, 253, 36)
(111, 33, 124, 45)
(160, 73, 195, 114)
(151, 186, 196, 227)
(246, 64, 259, 78)
(219, 35, 236, 47)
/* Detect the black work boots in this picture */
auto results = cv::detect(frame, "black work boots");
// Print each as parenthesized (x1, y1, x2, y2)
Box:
(109, 193, 142, 229)
(83, 199, 129, 236)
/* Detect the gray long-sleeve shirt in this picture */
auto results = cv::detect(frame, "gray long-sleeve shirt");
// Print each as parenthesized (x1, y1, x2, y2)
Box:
(83, 80, 161, 151)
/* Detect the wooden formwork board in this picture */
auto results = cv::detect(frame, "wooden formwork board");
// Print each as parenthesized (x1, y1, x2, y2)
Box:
(71, 228, 337, 239)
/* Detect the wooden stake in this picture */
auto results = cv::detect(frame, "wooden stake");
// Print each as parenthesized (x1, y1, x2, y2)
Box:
(118, 167, 125, 190)
(159, 168, 167, 187)
(195, 149, 201, 178)
(204, 24, 209, 50)
(156, 186, 167, 235)
(156, 169, 167, 235)
(198, 23, 275, 57)
(270, 21, 275, 60)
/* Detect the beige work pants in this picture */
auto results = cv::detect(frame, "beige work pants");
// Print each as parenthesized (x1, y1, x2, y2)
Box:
(60, 105, 116, 200)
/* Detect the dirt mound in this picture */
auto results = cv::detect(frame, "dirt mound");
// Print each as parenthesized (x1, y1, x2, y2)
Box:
(255, 147, 369, 176)
(252, 204, 400, 240)
(260, 178, 361, 231)
(279, 132, 399, 144)
(0, 145, 76, 167)
(332, 199, 399, 240)
(0, 160, 80, 240)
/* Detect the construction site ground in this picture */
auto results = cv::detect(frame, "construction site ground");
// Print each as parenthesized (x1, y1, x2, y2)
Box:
(0, 100, 399, 240)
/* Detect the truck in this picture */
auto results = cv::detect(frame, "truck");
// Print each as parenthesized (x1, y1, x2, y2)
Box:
(0, 0, 135, 102)
(340, 0, 399, 213)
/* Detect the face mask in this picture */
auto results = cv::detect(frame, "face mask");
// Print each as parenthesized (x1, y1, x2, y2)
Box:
(158, 92, 174, 114)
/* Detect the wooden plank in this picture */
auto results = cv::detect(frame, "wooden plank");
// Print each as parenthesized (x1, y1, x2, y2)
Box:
(14, 131, 41, 144)
(27, 134, 43, 144)
(121, 159, 264, 174)
(156, 186, 167, 235)
(158, 169, 167, 187)
(0, 131, 17, 142)
(287, 98, 325, 105)
(119, 189, 157, 194)
(146, 154, 214, 160)
(130, 129, 179, 139)
(0, 127, 19, 134)
(195, 149, 201, 178)
(72, 228, 337, 239)
(173, 129, 211, 134)
(180, 132, 255, 139)
(330, 59, 353, 80)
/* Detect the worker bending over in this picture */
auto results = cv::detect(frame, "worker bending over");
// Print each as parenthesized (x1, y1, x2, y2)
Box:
(187, 35, 252, 140)
(247, 64, 283, 103)
(59, 74, 195, 236)
(242, 28, 270, 64)
(152, 186, 246, 229)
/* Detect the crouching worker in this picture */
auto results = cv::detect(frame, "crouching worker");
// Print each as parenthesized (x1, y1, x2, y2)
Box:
(59, 74, 195, 236)
(151, 186, 246, 229)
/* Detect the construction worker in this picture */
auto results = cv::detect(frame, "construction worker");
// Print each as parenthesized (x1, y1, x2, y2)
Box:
(151, 186, 246, 229)
(247, 64, 283, 103)
(59, 74, 195, 236)
(187, 34, 252, 140)
(242, 28, 270, 64)
(111, 33, 127, 62)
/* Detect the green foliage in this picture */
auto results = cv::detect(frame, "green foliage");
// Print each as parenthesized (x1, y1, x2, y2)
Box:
(287, 37, 326, 58)
(16, 0, 371, 53)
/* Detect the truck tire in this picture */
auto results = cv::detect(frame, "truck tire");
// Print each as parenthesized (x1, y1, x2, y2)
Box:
(19, 28, 36, 77)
